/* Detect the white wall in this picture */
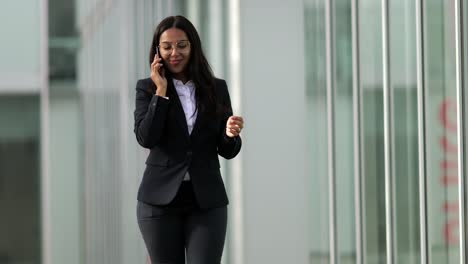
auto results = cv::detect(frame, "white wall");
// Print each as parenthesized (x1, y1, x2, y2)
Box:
(236, 0, 310, 263)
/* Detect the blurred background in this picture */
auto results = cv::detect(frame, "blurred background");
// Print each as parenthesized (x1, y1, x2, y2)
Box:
(0, 0, 467, 263)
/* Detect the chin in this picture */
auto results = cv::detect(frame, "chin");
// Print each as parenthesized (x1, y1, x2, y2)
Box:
(170, 67, 187, 75)
(171, 68, 183, 74)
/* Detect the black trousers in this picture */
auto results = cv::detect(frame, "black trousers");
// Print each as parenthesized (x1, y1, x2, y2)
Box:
(137, 181, 227, 264)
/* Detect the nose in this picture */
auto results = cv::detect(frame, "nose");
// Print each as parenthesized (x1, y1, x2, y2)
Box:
(170, 47, 180, 56)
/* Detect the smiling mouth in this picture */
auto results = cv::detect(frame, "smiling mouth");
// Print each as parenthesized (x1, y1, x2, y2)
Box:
(169, 60, 181, 65)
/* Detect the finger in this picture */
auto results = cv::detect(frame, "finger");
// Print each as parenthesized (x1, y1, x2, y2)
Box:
(227, 126, 238, 133)
(229, 118, 243, 126)
(229, 120, 243, 127)
(151, 65, 158, 75)
(151, 60, 158, 70)
(230, 116, 243, 122)
(152, 66, 160, 78)
(227, 122, 238, 128)
(225, 128, 234, 137)
(228, 127, 240, 135)
(228, 118, 240, 124)
(226, 123, 244, 129)
(226, 131, 238, 138)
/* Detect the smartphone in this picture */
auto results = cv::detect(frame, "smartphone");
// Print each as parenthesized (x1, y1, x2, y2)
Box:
(155, 47, 165, 74)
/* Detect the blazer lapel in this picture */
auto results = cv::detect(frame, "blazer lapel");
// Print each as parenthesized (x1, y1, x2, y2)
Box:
(189, 110, 202, 140)
(167, 78, 190, 139)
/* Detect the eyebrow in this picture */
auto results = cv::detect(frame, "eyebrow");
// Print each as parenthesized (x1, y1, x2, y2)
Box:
(160, 40, 189, 44)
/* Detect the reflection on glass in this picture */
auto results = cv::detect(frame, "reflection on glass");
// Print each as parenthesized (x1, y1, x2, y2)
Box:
(333, 0, 356, 263)
(47, 0, 83, 263)
(48, 0, 78, 82)
(304, 0, 330, 263)
(389, 0, 421, 263)
(424, 0, 460, 263)
(0, 96, 41, 264)
(358, 0, 387, 263)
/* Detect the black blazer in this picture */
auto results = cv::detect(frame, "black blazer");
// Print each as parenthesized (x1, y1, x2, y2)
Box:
(133, 77, 242, 209)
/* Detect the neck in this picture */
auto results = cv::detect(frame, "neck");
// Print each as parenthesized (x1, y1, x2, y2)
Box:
(173, 73, 189, 84)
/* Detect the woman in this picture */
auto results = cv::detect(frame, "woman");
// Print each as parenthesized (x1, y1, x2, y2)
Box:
(133, 15, 243, 264)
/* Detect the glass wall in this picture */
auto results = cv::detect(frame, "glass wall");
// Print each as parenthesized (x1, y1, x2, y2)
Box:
(390, 0, 420, 263)
(0, 1, 42, 263)
(47, 0, 82, 263)
(45, 1, 231, 263)
(4, 0, 468, 263)
(304, 0, 330, 263)
(0, 0, 41, 93)
(424, 1, 460, 263)
(0, 96, 41, 264)
(76, 1, 186, 263)
(304, 0, 468, 263)
(333, 1, 356, 263)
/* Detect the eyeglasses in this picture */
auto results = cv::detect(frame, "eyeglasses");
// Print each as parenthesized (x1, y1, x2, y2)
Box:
(157, 40, 191, 55)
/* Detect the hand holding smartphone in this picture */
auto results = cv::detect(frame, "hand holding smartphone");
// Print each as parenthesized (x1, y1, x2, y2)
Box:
(155, 47, 165, 75)
(151, 46, 167, 96)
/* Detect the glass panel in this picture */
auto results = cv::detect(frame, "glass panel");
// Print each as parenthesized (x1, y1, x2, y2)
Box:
(389, 0, 421, 263)
(333, 0, 356, 263)
(181, 2, 230, 263)
(0, 96, 41, 264)
(304, 0, 330, 263)
(0, 0, 40, 78)
(48, 0, 78, 81)
(48, 0, 83, 263)
(358, 0, 387, 263)
(424, 0, 460, 263)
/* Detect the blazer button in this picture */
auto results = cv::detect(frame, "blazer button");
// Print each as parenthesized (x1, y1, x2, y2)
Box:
(187, 151, 193, 158)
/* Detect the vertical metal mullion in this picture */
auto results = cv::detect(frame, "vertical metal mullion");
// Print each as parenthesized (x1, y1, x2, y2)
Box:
(137, 1, 144, 77)
(227, 0, 244, 263)
(351, 0, 364, 263)
(381, 0, 395, 263)
(325, 0, 338, 263)
(40, 0, 51, 263)
(98, 21, 105, 264)
(118, 0, 131, 262)
(415, 0, 429, 262)
(454, 0, 467, 263)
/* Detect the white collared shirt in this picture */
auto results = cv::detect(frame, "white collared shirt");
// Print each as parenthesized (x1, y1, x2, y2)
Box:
(173, 78, 197, 181)
(173, 79, 197, 134)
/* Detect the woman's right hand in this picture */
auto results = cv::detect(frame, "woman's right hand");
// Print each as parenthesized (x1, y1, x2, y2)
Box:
(150, 53, 167, 97)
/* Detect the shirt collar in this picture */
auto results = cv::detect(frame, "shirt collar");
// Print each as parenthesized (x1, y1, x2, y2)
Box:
(173, 78, 195, 89)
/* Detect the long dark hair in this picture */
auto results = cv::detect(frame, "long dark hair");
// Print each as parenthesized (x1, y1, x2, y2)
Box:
(149, 15, 218, 116)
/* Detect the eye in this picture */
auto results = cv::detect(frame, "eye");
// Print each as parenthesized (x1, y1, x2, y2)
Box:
(160, 44, 171, 50)
(177, 41, 189, 49)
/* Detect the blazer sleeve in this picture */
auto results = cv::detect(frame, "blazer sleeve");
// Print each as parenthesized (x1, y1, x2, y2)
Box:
(217, 80, 242, 159)
(133, 79, 169, 149)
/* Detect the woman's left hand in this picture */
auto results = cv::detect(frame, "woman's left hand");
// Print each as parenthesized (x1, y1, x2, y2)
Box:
(226, 116, 244, 138)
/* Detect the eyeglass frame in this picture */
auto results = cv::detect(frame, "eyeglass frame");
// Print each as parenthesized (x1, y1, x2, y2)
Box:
(156, 40, 191, 54)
